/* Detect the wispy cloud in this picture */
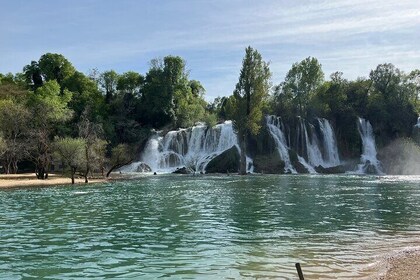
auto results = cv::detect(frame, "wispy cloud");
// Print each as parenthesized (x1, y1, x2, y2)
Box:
(0, 0, 419, 100)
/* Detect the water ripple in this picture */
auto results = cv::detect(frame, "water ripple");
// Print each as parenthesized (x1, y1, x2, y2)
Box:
(0, 175, 420, 279)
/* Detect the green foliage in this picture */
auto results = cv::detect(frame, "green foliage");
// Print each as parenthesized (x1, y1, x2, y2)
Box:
(140, 55, 207, 129)
(277, 57, 324, 117)
(29, 80, 73, 125)
(0, 83, 30, 173)
(367, 63, 417, 144)
(229, 46, 271, 174)
(0, 136, 6, 157)
(202, 111, 218, 128)
(64, 71, 105, 124)
(2, 50, 420, 177)
(106, 143, 136, 177)
(230, 46, 271, 136)
(38, 53, 76, 85)
(53, 137, 86, 183)
(117, 71, 144, 96)
(99, 70, 119, 103)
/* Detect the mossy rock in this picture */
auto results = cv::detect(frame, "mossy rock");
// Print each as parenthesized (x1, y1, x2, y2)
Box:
(173, 167, 192, 174)
(136, 163, 152, 172)
(253, 152, 285, 174)
(288, 149, 310, 174)
(205, 146, 240, 173)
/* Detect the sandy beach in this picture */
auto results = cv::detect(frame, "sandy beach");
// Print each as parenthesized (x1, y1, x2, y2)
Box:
(0, 173, 106, 189)
(374, 248, 420, 280)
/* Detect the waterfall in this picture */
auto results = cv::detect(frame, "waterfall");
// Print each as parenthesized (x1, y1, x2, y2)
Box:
(317, 118, 340, 167)
(356, 118, 383, 174)
(266, 115, 297, 173)
(296, 118, 340, 168)
(415, 116, 420, 128)
(124, 121, 248, 173)
(300, 119, 324, 167)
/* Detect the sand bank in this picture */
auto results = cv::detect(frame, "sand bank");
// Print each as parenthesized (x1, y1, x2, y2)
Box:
(373, 247, 420, 280)
(0, 173, 106, 189)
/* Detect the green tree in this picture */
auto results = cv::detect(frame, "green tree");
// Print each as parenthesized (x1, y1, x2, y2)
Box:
(99, 70, 119, 103)
(106, 143, 136, 177)
(54, 137, 86, 184)
(23, 53, 76, 91)
(64, 71, 105, 125)
(405, 69, 420, 111)
(228, 46, 271, 175)
(38, 53, 76, 86)
(140, 56, 196, 128)
(0, 99, 30, 173)
(0, 83, 30, 173)
(173, 79, 207, 128)
(27, 80, 72, 179)
(281, 57, 324, 116)
(368, 63, 417, 143)
(23, 61, 43, 90)
(78, 109, 107, 182)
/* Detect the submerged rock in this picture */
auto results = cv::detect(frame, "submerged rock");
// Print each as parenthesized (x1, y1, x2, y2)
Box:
(314, 165, 345, 174)
(253, 153, 285, 174)
(288, 149, 310, 174)
(136, 163, 152, 172)
(172, 167, 192, 174)
(205, 146, 240, 173)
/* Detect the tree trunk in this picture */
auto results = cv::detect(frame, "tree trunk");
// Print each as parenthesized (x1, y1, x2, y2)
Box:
(106, 164, 121, 178)
(239, 133, 247, 175)
(36, 167, 46, 179)
(84, 167, 89, 183)
(71, 168, 75, 184)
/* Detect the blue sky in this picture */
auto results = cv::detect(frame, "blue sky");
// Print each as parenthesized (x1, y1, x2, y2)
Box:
(1, 0, 419, 101)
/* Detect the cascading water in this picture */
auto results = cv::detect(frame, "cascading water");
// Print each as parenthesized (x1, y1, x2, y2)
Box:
(296, 118, 341, 168)
(298, 118, 324, 167)
(356, 118, 383, 174)
(124, 121, 251, 173)
(266, 115, 297, 173)
(317, 118, 340, 167)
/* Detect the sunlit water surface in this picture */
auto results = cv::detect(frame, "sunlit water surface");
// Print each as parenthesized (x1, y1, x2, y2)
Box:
(1, 174, 420, 279)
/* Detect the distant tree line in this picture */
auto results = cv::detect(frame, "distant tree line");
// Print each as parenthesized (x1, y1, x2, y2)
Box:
(0, 50, 418, 179)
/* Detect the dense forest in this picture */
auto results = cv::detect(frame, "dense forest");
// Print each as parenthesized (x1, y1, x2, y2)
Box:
(0, 48, 419, 180)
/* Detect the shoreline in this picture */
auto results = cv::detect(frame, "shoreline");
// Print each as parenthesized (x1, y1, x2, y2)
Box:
(373, 247, 420, 280)
(0, 173, 108, 189)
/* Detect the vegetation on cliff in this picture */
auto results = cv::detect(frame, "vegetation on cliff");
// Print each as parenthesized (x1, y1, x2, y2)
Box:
(0, 48, 419, 178)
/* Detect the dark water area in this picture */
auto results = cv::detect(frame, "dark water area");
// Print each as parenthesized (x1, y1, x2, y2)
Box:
(1, 174, 420, 279)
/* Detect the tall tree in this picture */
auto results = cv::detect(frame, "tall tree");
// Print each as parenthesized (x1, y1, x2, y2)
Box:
(27, 80, 72, 179)
(23, 61, 43, 90)
(53, 137, 86, 184)
(99, 70, 119, 103)
(78, 108, 107, 182)
(281, 57, 324, 116)
(140, 56, 189, 128)
(229, 46, 271, 175)
(0, 83, 30, 174)
(38, 53, 76, 86)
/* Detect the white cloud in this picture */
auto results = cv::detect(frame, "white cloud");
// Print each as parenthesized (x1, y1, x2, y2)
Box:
(1, 0, 419, 99)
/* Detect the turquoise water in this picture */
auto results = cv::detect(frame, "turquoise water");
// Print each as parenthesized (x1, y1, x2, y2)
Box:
(1, 174, 420, 279)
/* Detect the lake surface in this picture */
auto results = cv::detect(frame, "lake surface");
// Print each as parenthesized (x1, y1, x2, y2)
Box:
(1, 174, 420, 279)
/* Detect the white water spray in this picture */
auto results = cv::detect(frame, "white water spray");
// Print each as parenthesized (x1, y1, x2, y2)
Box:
(356, 118, 383, 174)
(124, 121, 252, 173)
(266, 115, 297, 173)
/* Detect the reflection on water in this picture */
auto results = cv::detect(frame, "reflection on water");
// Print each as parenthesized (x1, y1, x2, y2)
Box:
(0, 174, 420, 279)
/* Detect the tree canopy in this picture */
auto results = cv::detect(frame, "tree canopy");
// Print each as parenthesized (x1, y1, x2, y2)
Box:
(228, 46, 271, 174)
(0, 50, 418, 177)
